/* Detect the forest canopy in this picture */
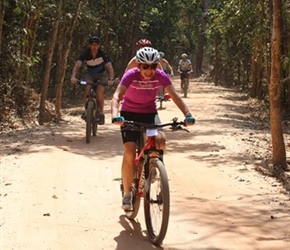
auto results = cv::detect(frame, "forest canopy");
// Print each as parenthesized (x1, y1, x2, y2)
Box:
(0, 0, 290, 128)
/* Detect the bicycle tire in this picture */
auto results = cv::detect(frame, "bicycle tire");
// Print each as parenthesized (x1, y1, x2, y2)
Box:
(183, 78, 188, 98)
(144, 159, 170, 245)
(86, 101, 93, 143)
(92, 102, 98, 136)
(125, 179, 141, 220)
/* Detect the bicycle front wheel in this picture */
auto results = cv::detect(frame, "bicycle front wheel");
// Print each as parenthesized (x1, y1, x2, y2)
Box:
(92, 104, 98, 136)
(183, 79, 188, 98)
(86, 101, 93, 143)
(144, 159, 170, 245)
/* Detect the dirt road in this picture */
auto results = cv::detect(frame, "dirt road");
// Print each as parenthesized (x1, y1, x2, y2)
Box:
(1, 78, 290, 250)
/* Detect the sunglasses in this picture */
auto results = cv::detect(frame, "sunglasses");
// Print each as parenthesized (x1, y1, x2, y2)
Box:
(140, 64, 158, 70)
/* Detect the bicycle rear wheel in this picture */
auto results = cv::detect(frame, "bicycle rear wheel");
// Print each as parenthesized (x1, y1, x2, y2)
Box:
(125, 179, 141, 220)
(144, 159, 170, 245)
(86, 101, 93, 143)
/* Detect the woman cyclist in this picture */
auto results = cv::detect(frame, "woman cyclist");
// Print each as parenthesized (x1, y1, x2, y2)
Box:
(111, 47, 195, 210)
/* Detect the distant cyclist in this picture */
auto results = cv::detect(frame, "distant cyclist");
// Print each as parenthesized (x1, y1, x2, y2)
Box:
(159, 51, 174, 76)
(177, 53, 193, 93)
(70, 35, 115, 124)
(158, 51, 174, 96)
(125, 39, 162, 72)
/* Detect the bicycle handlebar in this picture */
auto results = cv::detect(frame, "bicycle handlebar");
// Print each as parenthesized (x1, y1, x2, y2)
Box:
(156, 96, 171, 102)
(76, 80, 108, 86)
(122, 118, 190, 132)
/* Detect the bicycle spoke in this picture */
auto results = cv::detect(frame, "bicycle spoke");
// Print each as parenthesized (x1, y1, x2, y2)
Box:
(144, 160, 169, 245)
(149, 171, 163, 233)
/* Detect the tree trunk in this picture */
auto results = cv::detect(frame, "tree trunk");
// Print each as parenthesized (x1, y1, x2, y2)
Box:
(23, 1, 44, 86)
(0, 0, 6, 52)
(195, 0, 209, 77)
(214, 32, 220, 86)
(269, 0, 286, 169)
(55, 0, 83, 121)
(39, 0, 62, 124)
(251, 41, 263, 98)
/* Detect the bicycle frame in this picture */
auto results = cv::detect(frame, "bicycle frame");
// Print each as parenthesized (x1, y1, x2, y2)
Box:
(135, 132, 163, 198)
(180, 71, 190, 97)
(78, 80, 103, 143)
(87, 88, 97, 101)
(120, 118, 191, 245)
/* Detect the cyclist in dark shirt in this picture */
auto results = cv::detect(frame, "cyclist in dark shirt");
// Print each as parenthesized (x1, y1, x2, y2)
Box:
(71, 36, 115, 125)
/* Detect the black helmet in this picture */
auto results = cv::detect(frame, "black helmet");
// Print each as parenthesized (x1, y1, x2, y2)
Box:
(88, 36, 100, 44)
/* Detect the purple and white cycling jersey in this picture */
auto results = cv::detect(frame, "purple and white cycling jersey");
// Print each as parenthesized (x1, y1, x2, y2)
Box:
(120, 68, 172, 113)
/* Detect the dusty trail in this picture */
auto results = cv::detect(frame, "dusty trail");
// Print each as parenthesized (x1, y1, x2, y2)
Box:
(1, 78, 289, 250)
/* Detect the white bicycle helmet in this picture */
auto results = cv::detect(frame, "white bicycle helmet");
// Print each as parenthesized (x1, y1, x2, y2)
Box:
(136, 47, 160, 64)
(181, 53, 188, 58)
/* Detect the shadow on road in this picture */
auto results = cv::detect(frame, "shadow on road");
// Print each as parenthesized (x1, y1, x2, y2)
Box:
(114, 215, 163, 250)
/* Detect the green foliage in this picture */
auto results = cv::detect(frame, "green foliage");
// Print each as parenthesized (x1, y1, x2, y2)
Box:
(206, 0, 271, 85)
(1, 0, 290, 128)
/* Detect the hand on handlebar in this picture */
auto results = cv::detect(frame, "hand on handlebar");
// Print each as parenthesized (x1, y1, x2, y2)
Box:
(184, 113, 195, 126)
(108, 80, 114, 87)
(112, 116, 125, 125)
(70, 77, 78, 84)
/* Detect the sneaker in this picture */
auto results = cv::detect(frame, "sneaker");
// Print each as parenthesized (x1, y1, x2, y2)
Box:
(98, 113, 105, 125)
(121, 194, 132, 210)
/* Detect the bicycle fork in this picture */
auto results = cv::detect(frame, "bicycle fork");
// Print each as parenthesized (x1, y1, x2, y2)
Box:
(141, 149, 164, 196)
(121, 149, 164, 198)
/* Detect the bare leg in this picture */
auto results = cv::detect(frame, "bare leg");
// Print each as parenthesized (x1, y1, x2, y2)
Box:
(155, 131, 166, 150)
(83, 85, 91, 105)
(96, 85, 105, 113)
(122, 142, 136, 193)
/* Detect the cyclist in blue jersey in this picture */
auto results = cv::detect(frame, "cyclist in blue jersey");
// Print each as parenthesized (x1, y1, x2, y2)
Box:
(71, 36, 115, 124)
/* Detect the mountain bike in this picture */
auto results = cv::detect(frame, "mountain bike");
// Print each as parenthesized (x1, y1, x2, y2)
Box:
(180, 71, 191, 98)
(120, 118, 190, 245)
(156, 92, 171, 110)
(77, 80, 106, 143)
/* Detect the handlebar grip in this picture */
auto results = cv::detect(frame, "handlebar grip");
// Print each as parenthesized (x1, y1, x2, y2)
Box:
(79, 81, 87, 85)
(76, 80, 102, 86)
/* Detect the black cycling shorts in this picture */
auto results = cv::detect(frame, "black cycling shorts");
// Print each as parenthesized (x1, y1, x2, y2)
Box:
(120, 111, 157, 144)
(180, 70, 191, 80)
(85, 72, 107, 87)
